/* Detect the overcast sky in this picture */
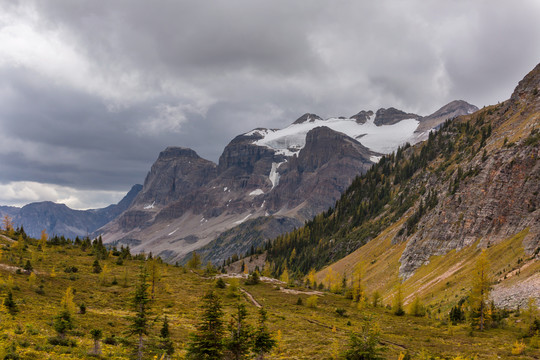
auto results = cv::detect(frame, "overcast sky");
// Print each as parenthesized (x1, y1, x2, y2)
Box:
(1, 0, 539, 209)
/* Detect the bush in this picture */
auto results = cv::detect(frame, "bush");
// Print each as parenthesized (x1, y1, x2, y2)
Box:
(306, 295, 318, 308)
(103, 335, 118, 345)
(296, 297, 303, 306)
(216, 278, 226, 289)
(336, 308, 347, 317)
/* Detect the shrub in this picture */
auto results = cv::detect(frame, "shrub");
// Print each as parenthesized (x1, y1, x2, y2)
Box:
(336, 308, 347, 317)
(306, 295, 318, 308)
(215, 278, 226, 289)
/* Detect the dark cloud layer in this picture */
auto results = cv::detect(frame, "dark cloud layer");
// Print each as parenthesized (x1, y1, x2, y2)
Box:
(1, 0, 539, 208)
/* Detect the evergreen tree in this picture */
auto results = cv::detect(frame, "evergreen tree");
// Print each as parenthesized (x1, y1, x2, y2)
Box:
(53, 309, 74, 339)
(343, 320, 385, 360)
(252, 307, 276, 360)
(392, 282, 405, 316)
(92, 259, 102, 274)
(4, 290, 18, 315)
(225, 303, 252, 360)
(128, 266, 152, 360)
(90, 329, 102, 355)
(186, 290, 225, 359)
(159, 316, 174, 358)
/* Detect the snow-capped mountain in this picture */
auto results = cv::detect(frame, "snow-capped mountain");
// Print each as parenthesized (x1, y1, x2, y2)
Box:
(98, 100, 477, 264)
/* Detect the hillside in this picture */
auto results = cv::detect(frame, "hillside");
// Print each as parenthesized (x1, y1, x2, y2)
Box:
(0, 230, 539, 359)
(265, 63, 539, 309)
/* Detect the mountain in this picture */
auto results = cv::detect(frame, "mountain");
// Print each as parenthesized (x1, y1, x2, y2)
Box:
(99, 100, 476, 264)
(265, 63, 539, 308)
(7, 184, 142, 239)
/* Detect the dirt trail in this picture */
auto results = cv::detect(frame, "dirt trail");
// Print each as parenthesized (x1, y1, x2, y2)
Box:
(279, 287, 324, 296)
(239, 288, 262, 308)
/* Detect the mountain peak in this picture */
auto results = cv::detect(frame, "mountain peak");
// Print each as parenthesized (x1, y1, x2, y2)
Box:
(374, 107, 421, 126)
(511, 62, 540, 102)
(158, 147, 200, 160)
(349, 110, 374, 124)
(292, 113, 323, 124)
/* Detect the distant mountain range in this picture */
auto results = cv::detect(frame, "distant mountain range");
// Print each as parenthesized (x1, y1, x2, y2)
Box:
(0, 185, 142, 239)
(97, 100, 477, 264)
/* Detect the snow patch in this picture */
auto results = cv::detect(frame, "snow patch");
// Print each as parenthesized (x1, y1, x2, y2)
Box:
(168, 229, 178, 236)
(260, 200, 265, 208)
(234, 214, 252, 225)
(253, 116, 420, 155)
(249, 189, 264, 196)
(144, 201, 155, 210)
(223, 187, 228, 192)
(370, 155, 382, 163)
(269, 162, 284, 189)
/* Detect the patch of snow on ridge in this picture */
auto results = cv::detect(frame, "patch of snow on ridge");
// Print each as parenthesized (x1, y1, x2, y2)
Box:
(249, 189, 264, 196)
(252, 116, 419, 155)
(144, 201, 155, 209)
(168, 228, 178, 236)
(234, 213, 252, 225)
(370, 156, 382, 163)
(269, 162, 284, 189)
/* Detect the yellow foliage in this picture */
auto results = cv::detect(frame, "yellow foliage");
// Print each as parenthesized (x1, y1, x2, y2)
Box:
(61, 286, 76, 314)
(511, 340, 526, 355)
(331, 338, 339, 359)
(306, 295, 318, 308)
(280, 267, 289, 285)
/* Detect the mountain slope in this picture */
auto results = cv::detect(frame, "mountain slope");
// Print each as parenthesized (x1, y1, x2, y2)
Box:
(265, 63, 539, 308)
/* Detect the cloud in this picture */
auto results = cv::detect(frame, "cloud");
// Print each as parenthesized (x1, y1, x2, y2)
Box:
(1, 0, 539, 208)
(0, 181, 125, 209)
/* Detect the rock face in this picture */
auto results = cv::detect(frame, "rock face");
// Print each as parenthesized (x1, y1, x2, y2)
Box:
(415, 100, 479, 133)
(374, 107, 421, 126)
(399, 64, 540, 280)
(7, 184, 142, 239)
(99, 99, 479, 264)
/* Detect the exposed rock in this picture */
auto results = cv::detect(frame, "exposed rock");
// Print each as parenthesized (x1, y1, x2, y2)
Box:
(350, 110, 374, 124)
(293, 113, 323, 124)
(415, 100, 479, 133)
(374, 107, 421, 126)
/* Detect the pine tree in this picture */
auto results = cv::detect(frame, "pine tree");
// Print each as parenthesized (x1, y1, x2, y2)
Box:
(92, 259, 102, 274)
(343, 320, 385, 360)
(4, 290, 18, 315)
(186, 290, 225, 359)
(128, 266, 152, 360)
(225, 303, 252, 360)
(159, 316, 174, 358)
(392, 282, 405, 316)
(469, 250, 491, 331)
(53, 309, 74, 339)
(90, 329, 102, 355)
(252, 307, 276, 360)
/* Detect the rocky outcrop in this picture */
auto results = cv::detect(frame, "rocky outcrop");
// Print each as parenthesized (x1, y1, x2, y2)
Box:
(349, 110, 374, 124)
(415, 100, 478, 133)
(133, 147, 216, 207)
(374, 107, 421, 126)
(398, 64, 540, 280)
(293, 113, 323, 124)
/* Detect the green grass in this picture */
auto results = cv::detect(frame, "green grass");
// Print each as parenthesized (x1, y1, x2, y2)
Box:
(0, 233, 539, 359)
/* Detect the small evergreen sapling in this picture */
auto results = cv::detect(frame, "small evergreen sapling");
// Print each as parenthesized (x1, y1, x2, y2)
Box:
(186, 290, 225, 359)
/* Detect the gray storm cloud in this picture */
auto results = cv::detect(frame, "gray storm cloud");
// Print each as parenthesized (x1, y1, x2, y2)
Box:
(1, 0, 539, 208)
